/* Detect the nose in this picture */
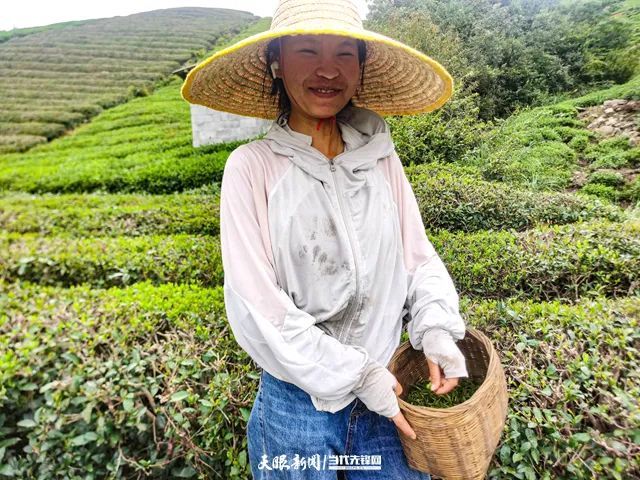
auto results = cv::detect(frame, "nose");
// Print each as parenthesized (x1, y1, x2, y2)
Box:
(315, 55, 340, 80)
(316, 68, 339, 80)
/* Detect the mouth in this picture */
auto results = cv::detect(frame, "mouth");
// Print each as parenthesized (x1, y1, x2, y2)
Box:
(308, 87, 342, 98)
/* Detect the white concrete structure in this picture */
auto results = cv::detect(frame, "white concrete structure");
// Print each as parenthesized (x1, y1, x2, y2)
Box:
(190, 104, 272, 147)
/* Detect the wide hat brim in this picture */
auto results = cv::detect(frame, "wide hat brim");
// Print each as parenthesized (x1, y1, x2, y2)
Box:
(180, 24, 454, 119)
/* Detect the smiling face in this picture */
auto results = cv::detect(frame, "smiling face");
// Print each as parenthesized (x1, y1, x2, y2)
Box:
(277, 34, 362, 121)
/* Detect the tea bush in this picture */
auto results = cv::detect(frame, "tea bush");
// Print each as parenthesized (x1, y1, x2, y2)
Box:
(464, 296, 640, 480)
(432, 219, 639, 301)
(460, 75, 640, 197)
(3, 280, 637, 479)
(0, 279, 256, 479)
(0, 80, 242, 195)
(0, 233, 224, 288)
(0, 9, 257, 153)
(0, 189, 220, 237)
(0, 219, 637, 301)
(405, 163, 625, 232)
(586, 170, 626, 188)
(0, 164, 625, 238)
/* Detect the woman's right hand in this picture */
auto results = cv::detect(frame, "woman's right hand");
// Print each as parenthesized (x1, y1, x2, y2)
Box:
(390, 380, 417, 440)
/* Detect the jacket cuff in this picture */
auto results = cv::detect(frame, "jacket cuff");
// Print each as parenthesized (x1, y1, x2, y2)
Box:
(421, 328, 469, 378)
(352, 359, 400, 418)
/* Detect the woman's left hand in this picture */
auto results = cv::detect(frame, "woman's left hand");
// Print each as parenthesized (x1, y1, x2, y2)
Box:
(421, 328, 468, 394)
(426, 358, 459, 395)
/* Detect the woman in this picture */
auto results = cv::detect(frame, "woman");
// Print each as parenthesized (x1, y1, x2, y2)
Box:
(181, 1, 469, 478)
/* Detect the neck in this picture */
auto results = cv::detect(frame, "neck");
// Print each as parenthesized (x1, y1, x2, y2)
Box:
(288, 108, 344, 160)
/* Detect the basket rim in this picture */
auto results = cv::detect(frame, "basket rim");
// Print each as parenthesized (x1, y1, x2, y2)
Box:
(394, 327, 503, 415)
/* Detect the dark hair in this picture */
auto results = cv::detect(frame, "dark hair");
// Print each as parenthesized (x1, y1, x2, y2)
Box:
(261, 36, 367, 119)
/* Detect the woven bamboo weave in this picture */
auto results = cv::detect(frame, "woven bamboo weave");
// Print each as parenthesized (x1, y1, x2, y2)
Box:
(388, 328, 509, 479)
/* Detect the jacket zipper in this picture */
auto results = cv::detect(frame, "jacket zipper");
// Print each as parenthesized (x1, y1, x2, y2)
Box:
(328, 157, 362, 342)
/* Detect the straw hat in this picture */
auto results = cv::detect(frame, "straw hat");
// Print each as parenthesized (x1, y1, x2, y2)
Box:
(180, 0, 454, 119)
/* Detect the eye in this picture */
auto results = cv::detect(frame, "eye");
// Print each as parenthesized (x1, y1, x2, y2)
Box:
(298, 49, 317, 54)
(339, 52, 355, 57)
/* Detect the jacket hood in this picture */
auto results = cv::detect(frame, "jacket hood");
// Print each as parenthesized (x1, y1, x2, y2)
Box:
(263, 105, 396, 185)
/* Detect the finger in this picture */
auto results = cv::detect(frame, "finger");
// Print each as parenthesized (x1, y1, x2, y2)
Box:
(427, 359, 441, 391)
(392, 411, 417, 440)
(434, 377, 459, 395)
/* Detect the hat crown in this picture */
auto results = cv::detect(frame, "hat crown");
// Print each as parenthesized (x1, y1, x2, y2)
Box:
(271, 0, 363, 31)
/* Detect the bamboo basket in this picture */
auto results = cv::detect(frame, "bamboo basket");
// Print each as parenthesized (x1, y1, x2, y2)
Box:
(387, 327, 509, 480)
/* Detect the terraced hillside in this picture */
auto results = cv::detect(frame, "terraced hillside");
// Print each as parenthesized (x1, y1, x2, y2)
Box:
(0, 20, 91, 44)
(0, 7, 257, 154)
(0, 9, 638, 480)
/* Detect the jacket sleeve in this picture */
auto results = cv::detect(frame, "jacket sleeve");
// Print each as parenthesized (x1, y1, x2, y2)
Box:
(220, 145, 399, 416)
(386, 150, 467, 350)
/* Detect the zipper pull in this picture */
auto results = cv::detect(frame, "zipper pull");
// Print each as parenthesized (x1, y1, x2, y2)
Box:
(329, 159, 336, 172)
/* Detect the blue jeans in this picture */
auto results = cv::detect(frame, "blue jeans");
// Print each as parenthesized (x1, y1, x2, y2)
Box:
(247, 369, 432, 479)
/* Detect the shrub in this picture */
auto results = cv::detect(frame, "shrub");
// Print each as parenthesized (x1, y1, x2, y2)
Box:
(580, 183, 620, 202)
(460, 105, 582, 191)
(0, 79, 241, 195)
(585, 136, 639, 169)
(405, 163, 625, 233)
(620, 177, 640, 204)
(464, 296, 640, 480)
(0, 191, 220, 237)
(586, 170, 626, 187)
(431, 219, 639, 301)
(0, 233, 224, 288)
(0, 164, 625, 242)
(1, 219, 637, 301)
(387, 92, 490, 166)
(0, 279, 255, 479)
(4, 286, 638, 479)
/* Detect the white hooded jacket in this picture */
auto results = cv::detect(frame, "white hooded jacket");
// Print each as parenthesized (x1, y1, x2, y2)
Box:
(219, 105, 467, 417)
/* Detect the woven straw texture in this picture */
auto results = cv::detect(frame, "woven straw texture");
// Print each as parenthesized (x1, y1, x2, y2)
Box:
(388, 328, 509, 479)
(180, 0, 453, 119)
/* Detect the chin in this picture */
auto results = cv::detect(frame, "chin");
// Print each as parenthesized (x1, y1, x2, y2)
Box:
(308, 103, 348, 119)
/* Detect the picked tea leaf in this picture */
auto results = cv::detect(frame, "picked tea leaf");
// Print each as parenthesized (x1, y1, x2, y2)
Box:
(405, 378, 481, 408)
